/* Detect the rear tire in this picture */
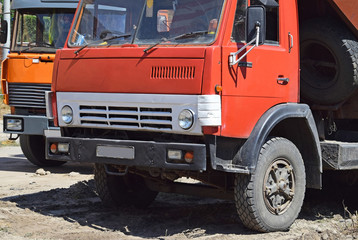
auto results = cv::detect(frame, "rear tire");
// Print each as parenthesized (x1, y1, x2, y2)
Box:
(20, 135, 65, 167)
(94, 163, 158, 208)
(300, 18, 358, 105)
(234, 137, 306, 232)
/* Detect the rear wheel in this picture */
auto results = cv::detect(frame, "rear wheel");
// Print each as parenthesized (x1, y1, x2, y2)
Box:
(20, 135, 65, 167)
(300, 18, 358, 105)
(234, 137, 306, 232)
(94, 163, 158, 208)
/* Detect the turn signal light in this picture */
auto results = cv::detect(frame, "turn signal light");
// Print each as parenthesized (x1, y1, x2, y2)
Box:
(215, 85, 223, 93)
(50, 143, 58, 154)
(184, 151, 194, 163)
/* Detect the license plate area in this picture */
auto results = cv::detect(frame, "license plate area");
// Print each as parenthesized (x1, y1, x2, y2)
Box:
(96, 145, 135, 159)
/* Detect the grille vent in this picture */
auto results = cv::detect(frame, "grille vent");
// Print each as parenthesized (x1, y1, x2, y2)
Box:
(151, 66, 195, 79)
(8, 83, 51, 108)
(79, 105, 173, 130)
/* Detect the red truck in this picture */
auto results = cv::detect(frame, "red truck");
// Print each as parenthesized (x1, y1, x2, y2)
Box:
(46, 0, 358, 232)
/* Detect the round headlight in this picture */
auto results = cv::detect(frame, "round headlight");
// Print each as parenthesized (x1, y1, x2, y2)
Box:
(178, 109, 194, 130)
(61, 105, 73, 124)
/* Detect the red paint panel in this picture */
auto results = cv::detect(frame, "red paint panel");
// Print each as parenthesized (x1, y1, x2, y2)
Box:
(55, 50, 205, 94)
(59, 46, 206, 59)
(201, 46, 222, 95)
(221, 96, 282, 138)
(220, 0, 300, 138)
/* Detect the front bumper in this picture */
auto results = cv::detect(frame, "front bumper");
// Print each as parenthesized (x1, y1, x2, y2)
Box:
(46, 136, 207, 171)
(3, 114, 58, 135)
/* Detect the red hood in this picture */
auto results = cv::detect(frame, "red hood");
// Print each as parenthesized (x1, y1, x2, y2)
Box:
(54, 47, 206, 94)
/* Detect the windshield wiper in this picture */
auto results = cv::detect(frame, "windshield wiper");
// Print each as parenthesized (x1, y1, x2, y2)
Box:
(143, 30, 208, 53)
(74, 33, 132, 55)
(173, 30, 209, 40)
(143, 37, 168, 53)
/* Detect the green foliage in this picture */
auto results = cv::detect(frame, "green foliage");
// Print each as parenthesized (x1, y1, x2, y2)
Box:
(22, 15, 36, 42)
(18, 14, 52, 44)
(43, 16, 51, 42)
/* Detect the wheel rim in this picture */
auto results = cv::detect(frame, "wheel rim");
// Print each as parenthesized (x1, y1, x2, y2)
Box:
(263, 159, 295, 215)
(301, 40, 339, 90)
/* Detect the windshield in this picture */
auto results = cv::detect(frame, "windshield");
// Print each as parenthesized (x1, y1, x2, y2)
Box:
(12, 9, 75, 53)
(69, 0, 225, 48)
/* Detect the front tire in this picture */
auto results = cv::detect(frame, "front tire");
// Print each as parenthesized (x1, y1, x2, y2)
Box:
(94, 163, 158, 208)
(234, 137, 306, 232)
(20, 135, 66, 167)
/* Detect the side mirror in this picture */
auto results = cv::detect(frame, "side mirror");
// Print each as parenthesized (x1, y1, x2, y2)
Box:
(246, 6, 266, 44)
(0, 19, 8, 44)
(229, 6, 266, 66)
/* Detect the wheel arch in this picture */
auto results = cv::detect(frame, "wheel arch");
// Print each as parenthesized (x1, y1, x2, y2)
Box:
(234, 103, 322, 189)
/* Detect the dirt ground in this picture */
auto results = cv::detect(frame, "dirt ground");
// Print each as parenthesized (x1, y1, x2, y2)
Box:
(0, 101, 9, 119)
(0, 102, 358, 240)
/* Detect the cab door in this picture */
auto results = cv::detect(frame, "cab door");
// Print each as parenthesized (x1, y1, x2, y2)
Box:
(221, 0, 299, 138)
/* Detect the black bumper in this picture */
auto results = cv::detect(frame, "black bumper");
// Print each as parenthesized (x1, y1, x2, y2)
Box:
(46, 137, 207, 171)
(3, 114, 53, 135)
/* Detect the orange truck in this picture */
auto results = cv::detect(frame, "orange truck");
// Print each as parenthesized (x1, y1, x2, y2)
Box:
(45, 0, 358, 232)
(1, 0, 78, 166)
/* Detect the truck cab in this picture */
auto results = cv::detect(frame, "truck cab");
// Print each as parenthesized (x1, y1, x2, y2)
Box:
(1, 0, 78, 166)
(46, 0, 358, 232)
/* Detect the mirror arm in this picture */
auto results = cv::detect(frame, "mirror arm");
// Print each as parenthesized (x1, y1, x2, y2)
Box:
(229, 25, 260, 66)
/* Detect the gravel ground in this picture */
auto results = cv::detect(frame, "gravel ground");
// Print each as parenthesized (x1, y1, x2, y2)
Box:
(0, 103, 358, 239)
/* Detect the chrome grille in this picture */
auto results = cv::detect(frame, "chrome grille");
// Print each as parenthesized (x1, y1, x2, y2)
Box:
(151, 66, 195, 79)
(79, 105, 173, 130)
(8, 83, 51, 108)
(57, 92, 221, 135)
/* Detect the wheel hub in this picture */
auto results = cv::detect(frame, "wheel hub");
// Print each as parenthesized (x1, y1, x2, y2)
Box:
(264, 159, 295, 215)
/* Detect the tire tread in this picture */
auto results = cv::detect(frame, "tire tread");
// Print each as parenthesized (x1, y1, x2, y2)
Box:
(234, 137, 305, 232)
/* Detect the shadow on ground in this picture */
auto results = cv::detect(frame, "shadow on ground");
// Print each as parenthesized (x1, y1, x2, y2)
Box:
(1, 180, 257, 238)
(2, 176, 358, 238)
(300, 172, 358, 221)
(1, 151, 357, 238)
(0, 151, 93, 175)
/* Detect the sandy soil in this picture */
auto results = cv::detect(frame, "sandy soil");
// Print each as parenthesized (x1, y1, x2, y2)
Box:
(0, 101, 10, 119)
(1, 147, 357, 240)
(0, 101, 357, 240)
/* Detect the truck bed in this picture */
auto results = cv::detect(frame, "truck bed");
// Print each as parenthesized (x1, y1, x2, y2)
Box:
(329, 0, 358, 37)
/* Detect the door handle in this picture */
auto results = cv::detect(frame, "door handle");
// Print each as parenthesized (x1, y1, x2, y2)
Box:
(289, 32, 293, 53)
(277, 77, 289, 85)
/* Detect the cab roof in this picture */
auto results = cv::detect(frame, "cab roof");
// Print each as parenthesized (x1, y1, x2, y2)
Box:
(11, 0, 79, 10)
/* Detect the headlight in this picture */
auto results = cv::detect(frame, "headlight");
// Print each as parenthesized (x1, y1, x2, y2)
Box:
(61, 105, 73, 124)
(178, 109, 194, 130)
(5, 118, 23, 131)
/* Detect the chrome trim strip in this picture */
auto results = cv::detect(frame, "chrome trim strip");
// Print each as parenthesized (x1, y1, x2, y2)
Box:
(45, 91, 54, 119)
(56, 93, 221, 135)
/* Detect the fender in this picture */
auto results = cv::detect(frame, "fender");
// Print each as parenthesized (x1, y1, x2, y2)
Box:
(233, 103, 322, 188)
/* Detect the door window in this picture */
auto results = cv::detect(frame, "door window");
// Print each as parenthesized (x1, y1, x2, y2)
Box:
(231, 0, 279, 44)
